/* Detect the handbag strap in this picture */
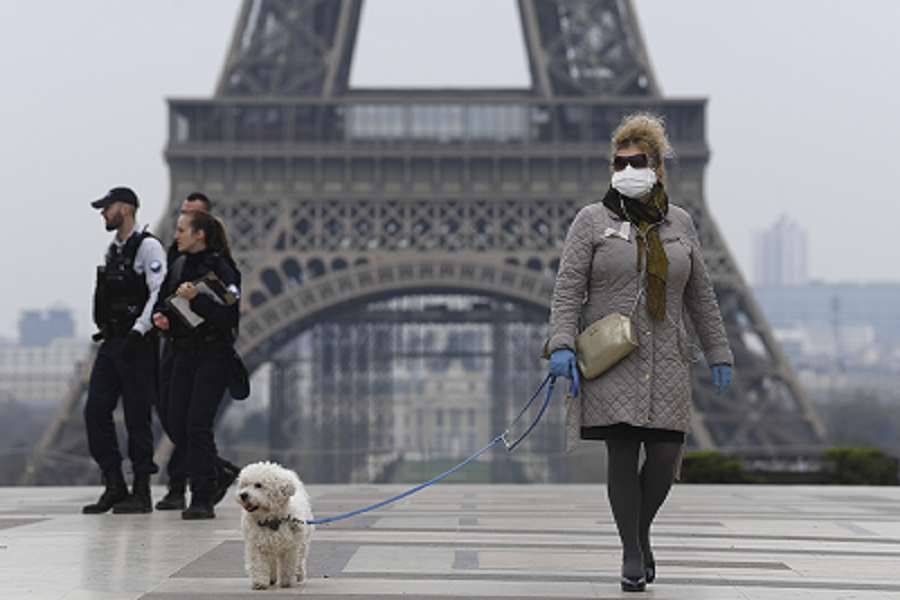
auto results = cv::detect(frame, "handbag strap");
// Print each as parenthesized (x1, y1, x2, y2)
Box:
(627, 281, 644, 319)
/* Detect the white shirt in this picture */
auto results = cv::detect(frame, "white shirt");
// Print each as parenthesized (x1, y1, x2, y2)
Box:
(107, 223, 167, 335)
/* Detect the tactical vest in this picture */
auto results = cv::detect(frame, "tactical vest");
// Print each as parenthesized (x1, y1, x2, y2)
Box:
(93, 230, 156, 336)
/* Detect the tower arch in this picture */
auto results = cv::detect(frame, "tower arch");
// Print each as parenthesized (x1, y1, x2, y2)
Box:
(239, 253, 556, 370)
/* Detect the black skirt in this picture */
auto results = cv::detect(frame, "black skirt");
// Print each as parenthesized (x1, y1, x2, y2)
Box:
(582, 423, 685, 443)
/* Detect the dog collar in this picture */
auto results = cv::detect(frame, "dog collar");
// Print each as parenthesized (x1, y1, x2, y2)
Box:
(257, 515, 304, 531)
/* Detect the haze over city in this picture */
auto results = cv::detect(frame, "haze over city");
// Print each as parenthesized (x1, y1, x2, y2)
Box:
(1, 0, 898, 340)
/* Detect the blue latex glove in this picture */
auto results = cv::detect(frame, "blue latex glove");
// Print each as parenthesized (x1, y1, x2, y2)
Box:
(711, 364, 732, 396)
(549, 349, 576, 380)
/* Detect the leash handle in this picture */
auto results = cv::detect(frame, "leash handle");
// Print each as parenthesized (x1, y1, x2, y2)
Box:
(504, 375, 556, 452)
(501, 373, 553, 448)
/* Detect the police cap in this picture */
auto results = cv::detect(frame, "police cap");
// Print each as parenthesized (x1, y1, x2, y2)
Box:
(91, 187, 139, 209)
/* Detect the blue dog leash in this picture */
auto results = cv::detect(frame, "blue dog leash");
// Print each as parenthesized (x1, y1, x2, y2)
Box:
(502, 370, 574, 451)
(305, 373, 574, 525)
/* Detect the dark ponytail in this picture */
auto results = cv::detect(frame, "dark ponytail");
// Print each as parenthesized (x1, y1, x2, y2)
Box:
(183, 210, 233, 260)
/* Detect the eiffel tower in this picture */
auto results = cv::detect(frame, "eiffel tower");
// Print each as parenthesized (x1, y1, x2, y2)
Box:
(34, 0, 825, 485)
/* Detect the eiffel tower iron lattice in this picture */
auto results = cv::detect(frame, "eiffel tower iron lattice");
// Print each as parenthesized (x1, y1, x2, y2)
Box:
(34, 0, 825, 485)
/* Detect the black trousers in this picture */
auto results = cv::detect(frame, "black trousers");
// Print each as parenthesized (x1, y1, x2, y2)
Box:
(156, 340, 188, 481)
(167, 344, 228, 501)
(84, 335, 159, 475)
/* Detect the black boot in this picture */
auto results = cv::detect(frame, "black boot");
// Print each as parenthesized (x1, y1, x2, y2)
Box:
(155, 477, 187, 510)
(113, 472, 153, 514)
(212, 457, 240, 506)
(113, 473, 153, 515)
(82, 466, 129, 514)
(182, 497, 215, 520)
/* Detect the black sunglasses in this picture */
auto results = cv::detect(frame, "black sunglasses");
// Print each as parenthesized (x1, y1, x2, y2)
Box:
(612, 153, 650, 171)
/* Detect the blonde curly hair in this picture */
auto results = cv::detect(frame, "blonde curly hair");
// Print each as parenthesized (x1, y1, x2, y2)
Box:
(610, 113, 672, 178)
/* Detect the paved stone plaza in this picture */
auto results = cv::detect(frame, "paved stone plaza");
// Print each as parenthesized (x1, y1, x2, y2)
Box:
(2, 483, 900, 599)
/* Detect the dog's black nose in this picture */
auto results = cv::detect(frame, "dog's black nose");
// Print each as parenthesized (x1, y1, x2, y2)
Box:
(240, 492, 248, 501)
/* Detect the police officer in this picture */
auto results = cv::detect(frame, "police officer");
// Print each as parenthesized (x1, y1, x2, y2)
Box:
(154, 192, 240, 511)
(153, 209, 240, 519)
(83, 187, 166, 514)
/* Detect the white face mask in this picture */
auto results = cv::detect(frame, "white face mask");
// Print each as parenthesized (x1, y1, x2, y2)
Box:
(611, 166, 657, 199)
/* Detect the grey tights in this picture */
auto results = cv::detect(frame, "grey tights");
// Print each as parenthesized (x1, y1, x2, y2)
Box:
(605, 439, 682, 578)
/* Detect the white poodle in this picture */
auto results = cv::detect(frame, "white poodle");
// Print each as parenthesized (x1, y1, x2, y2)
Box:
(235, 461, 314, 590)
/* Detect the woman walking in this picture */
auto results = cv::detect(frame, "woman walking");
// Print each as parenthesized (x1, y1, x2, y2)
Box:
(545, 113, 733, 591)
(153, 210, 241, 519)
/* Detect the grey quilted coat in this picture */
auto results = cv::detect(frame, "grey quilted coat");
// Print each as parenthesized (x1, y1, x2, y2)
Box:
(546, 201, 733, 450)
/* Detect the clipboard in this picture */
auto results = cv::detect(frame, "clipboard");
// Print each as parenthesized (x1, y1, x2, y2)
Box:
(166, 272, 237, 329)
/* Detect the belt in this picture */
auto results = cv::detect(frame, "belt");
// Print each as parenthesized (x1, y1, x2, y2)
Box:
(171, 334, 230, 349)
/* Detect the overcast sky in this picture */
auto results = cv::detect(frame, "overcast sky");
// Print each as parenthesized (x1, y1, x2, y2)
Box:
(1, 0, 898, 341)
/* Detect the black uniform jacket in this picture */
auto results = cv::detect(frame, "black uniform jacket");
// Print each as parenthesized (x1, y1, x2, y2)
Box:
(155, 247, 241, 341)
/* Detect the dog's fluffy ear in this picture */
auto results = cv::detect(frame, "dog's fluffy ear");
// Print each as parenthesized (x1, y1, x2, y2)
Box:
(279, 477, 296, 499)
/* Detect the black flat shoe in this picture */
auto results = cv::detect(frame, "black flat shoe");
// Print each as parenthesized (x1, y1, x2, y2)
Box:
(645, 562, 656, 583)
(620, 575, 646, 592)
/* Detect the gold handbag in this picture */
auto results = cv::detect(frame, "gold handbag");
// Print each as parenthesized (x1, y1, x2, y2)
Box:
(575, 313, 638, 379)
(574, 286, 642, 380)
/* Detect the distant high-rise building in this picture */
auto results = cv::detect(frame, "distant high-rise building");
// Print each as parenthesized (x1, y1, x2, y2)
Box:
(753, 282, 900, 348)
(754, 215, 808, 286)
(18, 309, 76, 346)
